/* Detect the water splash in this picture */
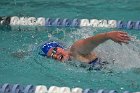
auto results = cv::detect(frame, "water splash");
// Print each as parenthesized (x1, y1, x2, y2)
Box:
(94, 37, 140, 71)
(70, 27, 140, 71)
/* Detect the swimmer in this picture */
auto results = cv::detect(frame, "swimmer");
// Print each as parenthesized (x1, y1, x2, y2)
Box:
(40, 31, 131, 66)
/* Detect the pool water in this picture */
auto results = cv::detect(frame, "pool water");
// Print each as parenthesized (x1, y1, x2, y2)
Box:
(0, 0, 140, 92)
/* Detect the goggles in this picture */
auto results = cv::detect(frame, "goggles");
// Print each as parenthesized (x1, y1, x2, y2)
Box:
(51, 47, 63, 61)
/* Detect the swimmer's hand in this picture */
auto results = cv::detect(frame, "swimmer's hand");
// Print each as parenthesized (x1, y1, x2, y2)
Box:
(107, 31, 131, 44)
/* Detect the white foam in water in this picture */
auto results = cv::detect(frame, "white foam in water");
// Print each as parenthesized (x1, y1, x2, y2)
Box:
(70, 27, 94, 41)
(95, 38, 140, 71)
(70, 28, 140, 71)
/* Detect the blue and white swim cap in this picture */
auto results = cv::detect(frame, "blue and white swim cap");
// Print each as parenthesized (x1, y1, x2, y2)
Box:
(40, 41, 63, 56)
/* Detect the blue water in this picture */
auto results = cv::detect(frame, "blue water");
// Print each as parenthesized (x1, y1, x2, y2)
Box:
(0, 0, 140, 92)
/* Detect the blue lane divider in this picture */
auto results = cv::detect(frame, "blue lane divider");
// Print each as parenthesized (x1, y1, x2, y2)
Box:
(117, 21, 127, 29)
(117, 20, 140, 30)
(52, 18, 62, 26)
(109, 90, 118, 93)
(11, 84, 23, 93)
(0, 83, 134, 93)
(123, 91, 132, 93)
(0, 16, 140, 30)
(45, 18, 53, 26)
(71, 19, 80, 27)
(62, 18, 71, 27)
(127, 21, 134, 29)
(23, 85, 35, 93)
(83, 89, 94, 93)
(0, 84, 35, 93)
(1, 83, 11, 93)
(135, 21, 140, 29)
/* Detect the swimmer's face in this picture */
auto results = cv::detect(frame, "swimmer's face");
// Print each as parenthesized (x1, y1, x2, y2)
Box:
(47, 47, 70, 62)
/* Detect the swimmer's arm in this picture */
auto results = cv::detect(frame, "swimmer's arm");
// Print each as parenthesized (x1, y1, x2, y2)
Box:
(71, 31, 130, 55)
(71, 32, 109, 55)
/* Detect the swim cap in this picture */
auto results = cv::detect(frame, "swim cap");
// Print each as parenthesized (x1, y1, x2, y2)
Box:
(41, 41, 63, 56)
